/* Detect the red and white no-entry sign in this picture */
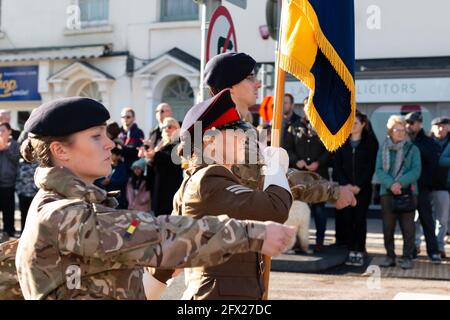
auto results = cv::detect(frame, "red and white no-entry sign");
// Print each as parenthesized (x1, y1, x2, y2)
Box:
(206, 6, 238, 63)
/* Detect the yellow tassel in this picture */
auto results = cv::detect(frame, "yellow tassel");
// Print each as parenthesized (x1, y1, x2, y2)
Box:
(281, 0, 356, 152)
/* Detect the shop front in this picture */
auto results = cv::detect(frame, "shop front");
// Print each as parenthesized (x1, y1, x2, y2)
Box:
(0, 64, 42, 130)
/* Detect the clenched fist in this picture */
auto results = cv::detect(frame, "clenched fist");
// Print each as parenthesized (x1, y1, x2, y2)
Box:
(261, 222, 296, 256)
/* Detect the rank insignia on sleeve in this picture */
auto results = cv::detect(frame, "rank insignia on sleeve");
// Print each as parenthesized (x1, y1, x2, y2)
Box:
(124, 219, 140, 239)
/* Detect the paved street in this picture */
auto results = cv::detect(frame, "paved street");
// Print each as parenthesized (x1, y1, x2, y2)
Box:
(161, 217, 450, 300)
(3, 211, 449, 300)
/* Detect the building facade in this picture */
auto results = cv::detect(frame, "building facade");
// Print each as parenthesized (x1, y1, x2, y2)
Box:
(0, 0, 449, 139)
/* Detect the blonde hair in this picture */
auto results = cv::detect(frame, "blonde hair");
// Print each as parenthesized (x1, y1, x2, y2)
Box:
(386, 115, 406, 136)
(161, 117, 180, 146)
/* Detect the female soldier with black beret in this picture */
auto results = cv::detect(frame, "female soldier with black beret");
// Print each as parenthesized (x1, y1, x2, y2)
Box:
(8, 96, 294, 300)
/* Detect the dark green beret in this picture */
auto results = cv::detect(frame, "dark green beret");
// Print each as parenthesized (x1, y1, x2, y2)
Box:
(204, 52, 256, 91)
(24, 97, 110, 137)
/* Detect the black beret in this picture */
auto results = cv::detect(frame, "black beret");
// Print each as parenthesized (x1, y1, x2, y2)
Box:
(204, 52, 256, 91)
(431, 116, 450, 126)
(24, 97, 110, 137)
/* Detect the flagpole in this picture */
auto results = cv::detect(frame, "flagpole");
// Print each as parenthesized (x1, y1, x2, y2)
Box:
(263, 0, 286, 300)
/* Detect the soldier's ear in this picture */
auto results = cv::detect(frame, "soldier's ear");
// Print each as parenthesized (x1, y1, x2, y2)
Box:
(49, 141, 71, 162)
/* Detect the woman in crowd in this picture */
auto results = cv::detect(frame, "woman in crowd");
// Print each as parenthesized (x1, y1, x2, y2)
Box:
(333, 111, 379, 266)
(375, 115, 421, 270)
(143, 117, 183, 216)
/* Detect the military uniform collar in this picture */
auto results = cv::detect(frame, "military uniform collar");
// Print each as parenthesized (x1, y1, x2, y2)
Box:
(35, 166, 117, 206)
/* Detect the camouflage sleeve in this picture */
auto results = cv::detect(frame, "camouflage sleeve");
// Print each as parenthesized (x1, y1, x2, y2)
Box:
(233, 164, 340, 203)
(287, 169, 340, 203)
(58, 204, 266, 269)
(0, 239, 23, 300)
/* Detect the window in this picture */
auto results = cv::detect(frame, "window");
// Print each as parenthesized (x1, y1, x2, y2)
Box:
(161, 0, 198, 22)
(161, 77, 194, 122)
(79, 82, 102, 102)
(79, 0, 109, 27)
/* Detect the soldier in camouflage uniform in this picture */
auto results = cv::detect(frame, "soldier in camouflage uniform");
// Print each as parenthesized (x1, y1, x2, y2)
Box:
(3, 97, 294, 300)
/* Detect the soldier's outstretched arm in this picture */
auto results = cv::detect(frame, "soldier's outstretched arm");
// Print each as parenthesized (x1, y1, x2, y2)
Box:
(287, 169, 356, 208)
(57, 205, 291, 269)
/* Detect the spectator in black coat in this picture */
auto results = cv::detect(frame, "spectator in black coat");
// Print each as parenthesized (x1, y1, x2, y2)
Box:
(0, 122, 20, 240)
(405, 112, 442, 264)
(333, 111, 378, 266)
(285, 113, 332, 251)
(143, 117, 183, 216)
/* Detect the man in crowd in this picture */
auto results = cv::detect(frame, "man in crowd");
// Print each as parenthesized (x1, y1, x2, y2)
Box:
(118, 107, 144, 170)
(281, 93, 302, 149)
(405, 112, 442, 263)
(429, 116, 449, 258)
(148, 103, 173, 148)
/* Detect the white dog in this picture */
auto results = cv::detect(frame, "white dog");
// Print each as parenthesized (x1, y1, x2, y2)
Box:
(284, 200, 311, 253)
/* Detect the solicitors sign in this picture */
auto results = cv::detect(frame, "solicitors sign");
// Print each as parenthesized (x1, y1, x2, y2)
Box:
(0, 66, 41, 101)
(285, 77, 450, 103)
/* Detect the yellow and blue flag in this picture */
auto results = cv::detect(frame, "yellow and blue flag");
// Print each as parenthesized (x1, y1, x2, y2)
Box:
(279, 0, 355, 151)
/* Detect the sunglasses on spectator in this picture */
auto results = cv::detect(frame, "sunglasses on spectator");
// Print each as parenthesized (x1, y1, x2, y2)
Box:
(144, 145, 151, 151)
(121, 115, 133, 119)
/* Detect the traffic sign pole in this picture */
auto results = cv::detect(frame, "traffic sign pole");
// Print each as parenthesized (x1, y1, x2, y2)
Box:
(198, 0, 222, 102)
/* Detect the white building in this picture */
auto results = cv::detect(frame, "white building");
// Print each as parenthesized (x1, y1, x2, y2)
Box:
(0, 0, 449, 138)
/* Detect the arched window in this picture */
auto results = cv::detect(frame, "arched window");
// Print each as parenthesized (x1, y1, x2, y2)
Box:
(161, 77, 194, 122)
(79, 82, 102, 102)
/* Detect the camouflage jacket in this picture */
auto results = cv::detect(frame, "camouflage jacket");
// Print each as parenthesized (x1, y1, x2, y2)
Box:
(14, 166, 267, 300)
(154, 164, 291, 300)
(232, 164, 340, 203)
(0, 240, 22, 300)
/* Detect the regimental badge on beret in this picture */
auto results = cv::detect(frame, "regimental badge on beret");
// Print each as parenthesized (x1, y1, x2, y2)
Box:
(24, 97, 110, 137)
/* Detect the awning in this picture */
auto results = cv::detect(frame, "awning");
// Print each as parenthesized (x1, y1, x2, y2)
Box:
(0, 44, 112, 62)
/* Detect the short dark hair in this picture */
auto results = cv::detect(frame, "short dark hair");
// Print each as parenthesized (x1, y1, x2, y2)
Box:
(111, 147, 122, 156)
(284, 93, 294, 104)
(106, 122, 121, 140)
